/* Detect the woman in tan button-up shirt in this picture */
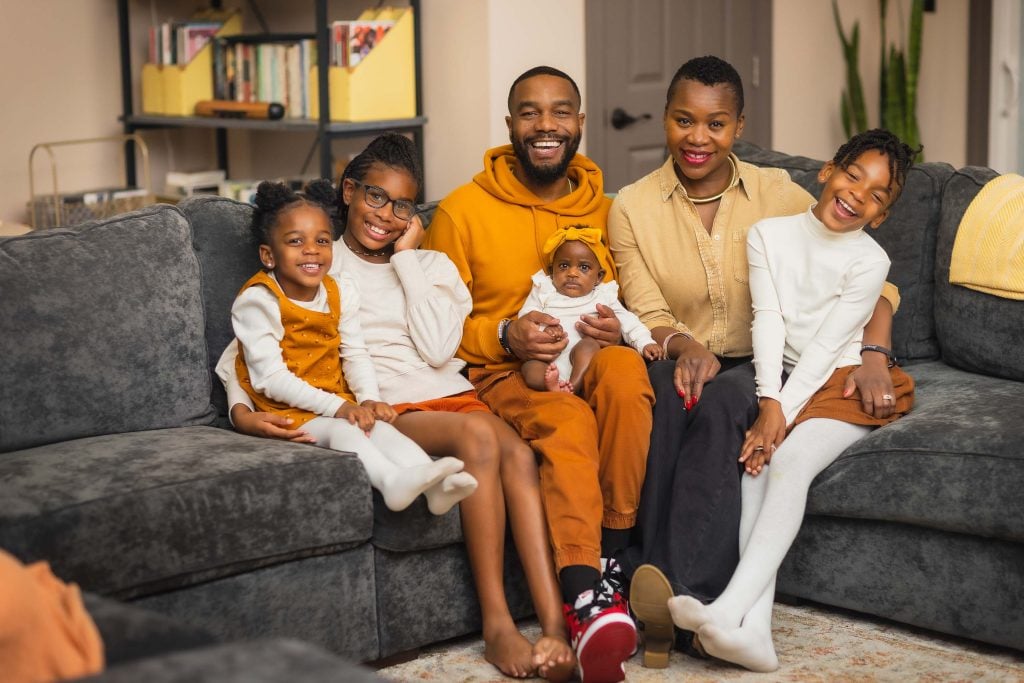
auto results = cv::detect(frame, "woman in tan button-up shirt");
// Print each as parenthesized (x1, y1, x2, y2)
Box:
(610, 56, 899, 665)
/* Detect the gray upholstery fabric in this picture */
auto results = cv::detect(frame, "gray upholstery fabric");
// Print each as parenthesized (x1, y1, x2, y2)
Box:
(0, 426, 372, 597)
(374, 544, 533, 657)
(81, 638, 382, 682)
(935, 166, 1024, 381)
(734, 140, 953, 363)
(779, 516, 1024, 651)
(137, 548, 380, 662)
(178, 195, 261, 419)
(83, 593, 216, 666)
(0, 206, 215, 452)
(806, 361, 1024, 541)
(371, 490, 464, 551)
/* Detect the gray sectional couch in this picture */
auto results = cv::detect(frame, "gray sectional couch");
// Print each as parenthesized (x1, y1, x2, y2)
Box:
(0, 141, 1020, 670)
(736, 141, 1024, 652)
(0, 195, 531, 666)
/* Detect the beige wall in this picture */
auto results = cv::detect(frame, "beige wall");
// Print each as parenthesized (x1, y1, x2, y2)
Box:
(0, 0, 968, 225)
(422, 0, 586, 201)
(772, 0, 968, 166)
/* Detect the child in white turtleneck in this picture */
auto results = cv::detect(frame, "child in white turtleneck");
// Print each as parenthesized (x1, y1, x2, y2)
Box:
(667, 129, 918, 672)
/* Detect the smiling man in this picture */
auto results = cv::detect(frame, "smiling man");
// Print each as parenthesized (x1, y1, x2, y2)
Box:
(424, 66, 654, 683)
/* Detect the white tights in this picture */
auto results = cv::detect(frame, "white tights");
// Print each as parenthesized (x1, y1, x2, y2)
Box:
(304, 417, 477, 515)
(668, 418, 871, 671)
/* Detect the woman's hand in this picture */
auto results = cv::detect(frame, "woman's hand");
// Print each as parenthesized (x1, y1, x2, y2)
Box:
(230, 404, 316, 443)
(739, 398, 787, 476)
(393, 215, 425, 252)
(508, 312, 569, 362)
(361, 399, 398, 424)
(335, 402, 376, 432)
(673, 337, 721, 409)
(577, 303, 622, 347)
(845, 352, 895, 419)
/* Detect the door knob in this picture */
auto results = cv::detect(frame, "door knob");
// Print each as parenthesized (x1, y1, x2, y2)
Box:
(610, 107, 652, 130)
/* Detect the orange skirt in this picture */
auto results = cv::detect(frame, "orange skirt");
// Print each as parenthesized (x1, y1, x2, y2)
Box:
(793, 365, 915, 428)
(392, 390, 492, 415)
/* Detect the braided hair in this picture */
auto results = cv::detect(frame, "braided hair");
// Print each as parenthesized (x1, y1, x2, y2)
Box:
(250, 178, 338, 245)
(337, 133, 422, 232)
(666, 55, 744, 115)
(832, 129, 920, 198)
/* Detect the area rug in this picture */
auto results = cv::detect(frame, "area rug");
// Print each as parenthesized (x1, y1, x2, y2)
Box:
(377, 602, 1023, 681)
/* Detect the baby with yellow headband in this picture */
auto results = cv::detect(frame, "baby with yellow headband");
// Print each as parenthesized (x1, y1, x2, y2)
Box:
(518, 224, 663, 393)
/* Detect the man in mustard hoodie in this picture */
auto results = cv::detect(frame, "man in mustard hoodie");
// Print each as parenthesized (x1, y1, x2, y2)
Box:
(424, 66, 654, 683)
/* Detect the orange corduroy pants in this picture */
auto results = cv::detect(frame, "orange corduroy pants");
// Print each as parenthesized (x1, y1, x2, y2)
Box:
(473, 345, 654, 571)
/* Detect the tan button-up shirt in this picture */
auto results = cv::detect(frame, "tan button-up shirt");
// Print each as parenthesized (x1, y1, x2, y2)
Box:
(610, 155, 897, 358)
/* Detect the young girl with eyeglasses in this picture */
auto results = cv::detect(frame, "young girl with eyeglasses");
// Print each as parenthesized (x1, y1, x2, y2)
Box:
(230, 178, 477, 514)
(221, 134, 576, 681)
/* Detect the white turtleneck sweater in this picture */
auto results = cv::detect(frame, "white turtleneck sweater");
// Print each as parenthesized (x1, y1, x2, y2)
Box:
(748, 207, 890, 425)
(219, 241, 474, 410)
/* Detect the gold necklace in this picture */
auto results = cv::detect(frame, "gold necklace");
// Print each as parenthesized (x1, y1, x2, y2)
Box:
(343, 232, 391, 258)
(687, 155, 739, 204)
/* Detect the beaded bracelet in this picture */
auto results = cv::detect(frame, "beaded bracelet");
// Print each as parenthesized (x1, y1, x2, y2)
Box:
(498, 318, 514, 356)
(662, 330, 693, 358)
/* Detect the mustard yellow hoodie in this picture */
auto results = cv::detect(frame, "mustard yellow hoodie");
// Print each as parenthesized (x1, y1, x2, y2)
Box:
(424, 145, 614, 372)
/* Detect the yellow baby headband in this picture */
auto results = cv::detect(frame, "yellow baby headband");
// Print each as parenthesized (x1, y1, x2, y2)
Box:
(541, 225, 609, 265)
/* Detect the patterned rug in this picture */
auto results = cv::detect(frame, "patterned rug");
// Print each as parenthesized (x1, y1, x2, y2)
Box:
(377, 602, 1024, 682)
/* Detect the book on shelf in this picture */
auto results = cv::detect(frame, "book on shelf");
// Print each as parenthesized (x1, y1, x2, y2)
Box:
(165, 169, 227, 197)
(328, 15, 396, 68)
(149, 19, 224, 66)
(212, 34, 316, 118)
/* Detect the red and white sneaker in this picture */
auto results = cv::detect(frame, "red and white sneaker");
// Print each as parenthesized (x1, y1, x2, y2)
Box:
(564, 560, 637, 683)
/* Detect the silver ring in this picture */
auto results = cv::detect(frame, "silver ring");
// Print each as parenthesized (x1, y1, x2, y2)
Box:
(753, 446, 765, 451)
(882, 394, 894, 402)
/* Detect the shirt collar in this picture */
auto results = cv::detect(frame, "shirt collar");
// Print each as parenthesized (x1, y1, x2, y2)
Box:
(657, 153, 753, 203)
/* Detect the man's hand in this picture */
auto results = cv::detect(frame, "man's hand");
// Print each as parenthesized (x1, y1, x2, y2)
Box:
(230, 405, 317, 443)
(673, 337, 721, 409)
(335, 402, 376, 432)
(508, 311, 569, 362)
(361, 399, 398, 424)
(577, 303, 622, 347)
(845, 352, 896, 419)
(739, 398, 787, 476)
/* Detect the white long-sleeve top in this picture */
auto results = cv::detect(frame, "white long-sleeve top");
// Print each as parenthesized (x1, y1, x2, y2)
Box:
(219, 242, 473, 410)
(748, 207, 890, 425)
(517, 271, 656, 378)
(230, 271, 380, 419)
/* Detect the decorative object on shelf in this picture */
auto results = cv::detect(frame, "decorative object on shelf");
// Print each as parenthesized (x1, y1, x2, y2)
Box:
(832, 0, 924, 158)
(194, 100, 286, 120)
(27, 135, 153, 229)
(309, 6, 416, 122)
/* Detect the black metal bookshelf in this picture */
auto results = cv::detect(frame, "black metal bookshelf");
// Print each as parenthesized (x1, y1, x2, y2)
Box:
(115, 0, 425, 189)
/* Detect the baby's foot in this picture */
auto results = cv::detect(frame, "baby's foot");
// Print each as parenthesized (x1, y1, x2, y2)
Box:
(543, 362, 569, 392)
(424, 471, 478, 515)
(667, 594, 713, 632)
(484, 624, 535, 678)
(698, 623, 779, 672)
(379, 456, 463, 512)
(532, 634, 575, 682)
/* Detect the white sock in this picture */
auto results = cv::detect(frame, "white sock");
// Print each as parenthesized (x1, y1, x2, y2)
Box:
(424, 471, 478, 515)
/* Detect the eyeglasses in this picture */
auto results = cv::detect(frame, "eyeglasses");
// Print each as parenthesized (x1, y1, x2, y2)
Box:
(351, 180, 417, 220)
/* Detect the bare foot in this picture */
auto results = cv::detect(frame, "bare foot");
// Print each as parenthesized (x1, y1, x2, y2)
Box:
(543, 362, 573, 393)
(532, 634, 575, 682)
(484, 624, 535, 678)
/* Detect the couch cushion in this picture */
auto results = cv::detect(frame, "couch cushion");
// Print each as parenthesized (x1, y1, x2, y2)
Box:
(805, 361, 1024, 542)
(0, 426, 373, 597)
(0, 206, 215, 452)
(370, 491, 464, 552)
(935, 166, 1024, 381)
(734, 141, 954, 363)
(177, 196, 261, 419)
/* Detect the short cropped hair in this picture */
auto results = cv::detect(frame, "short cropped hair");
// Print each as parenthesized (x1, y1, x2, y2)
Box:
(507, 65, 582, 112)
(666, 55, 744, 115)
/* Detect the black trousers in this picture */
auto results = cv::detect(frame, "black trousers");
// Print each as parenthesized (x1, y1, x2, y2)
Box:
(622, 357, 757, 603)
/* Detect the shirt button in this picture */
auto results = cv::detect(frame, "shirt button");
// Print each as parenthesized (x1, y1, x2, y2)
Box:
(713, 234, 721, 240)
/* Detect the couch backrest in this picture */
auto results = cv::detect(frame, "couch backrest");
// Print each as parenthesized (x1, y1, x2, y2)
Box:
(0, 206, 215, 452)
(177, 195, 261, 419)
(935, 166, 1024, 381)
(734, 140, 953, 364)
